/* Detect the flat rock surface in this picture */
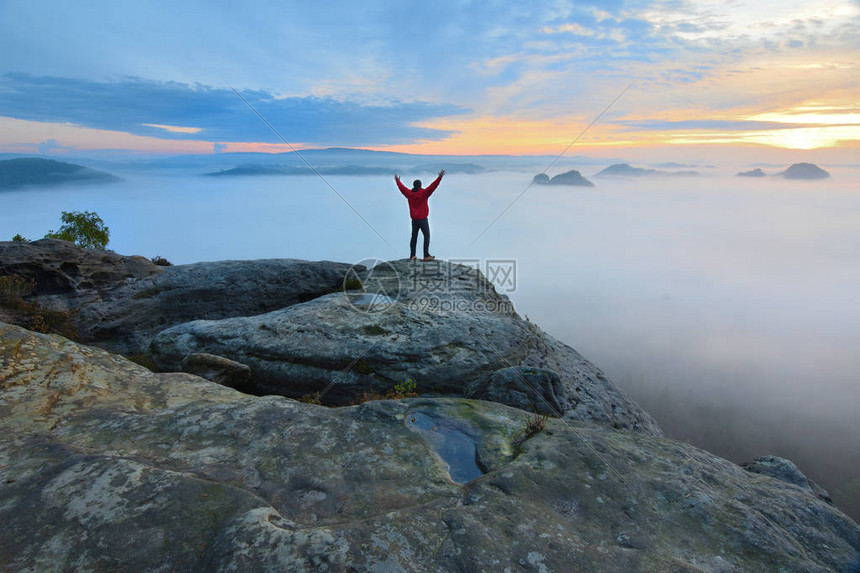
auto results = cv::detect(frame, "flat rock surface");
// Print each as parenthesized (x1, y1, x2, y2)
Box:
(2, 322, 858, 572)
(0, 240, 359, 355)
(74, 258, 359, 355)
(150, 259, 662, 436)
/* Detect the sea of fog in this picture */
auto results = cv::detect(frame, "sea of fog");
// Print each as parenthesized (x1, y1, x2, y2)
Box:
(3, 168, 859, 518)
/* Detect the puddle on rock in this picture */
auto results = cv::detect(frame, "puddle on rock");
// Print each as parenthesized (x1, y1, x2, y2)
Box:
(405, 411, 484, 484)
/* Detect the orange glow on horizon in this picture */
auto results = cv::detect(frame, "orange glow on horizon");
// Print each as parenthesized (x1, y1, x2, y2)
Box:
(1, 100, 856, 159)
(373, 100, 859, 155)
(372, 116, 643, 156)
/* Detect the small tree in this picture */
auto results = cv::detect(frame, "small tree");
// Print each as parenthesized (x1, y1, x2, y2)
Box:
(11, 234, 29, 242)
(45, 210, 110, 250)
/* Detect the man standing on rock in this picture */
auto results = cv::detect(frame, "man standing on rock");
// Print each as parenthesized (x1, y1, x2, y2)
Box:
(395, 170, 444, 261)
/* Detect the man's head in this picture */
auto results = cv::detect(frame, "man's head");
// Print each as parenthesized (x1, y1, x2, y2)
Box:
(412, 179, 422, 191)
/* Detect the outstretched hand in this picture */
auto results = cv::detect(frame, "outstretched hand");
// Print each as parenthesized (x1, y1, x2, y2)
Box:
(394, 174, 400, 181)
(438, 169, 445, 178)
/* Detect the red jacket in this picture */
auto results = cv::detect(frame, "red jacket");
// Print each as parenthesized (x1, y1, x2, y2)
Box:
(397, 174, 442, 220)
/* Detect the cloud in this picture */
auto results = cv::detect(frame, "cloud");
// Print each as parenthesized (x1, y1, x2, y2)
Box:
(618, 119, 827, 131)
(142, 124, 203, 134)
(0, 1, 856, 154)
(0, 73, 467, 147)
(39, 139, 74, 155)
(213, 142, 226, 153)
(542, 23, 595, 36)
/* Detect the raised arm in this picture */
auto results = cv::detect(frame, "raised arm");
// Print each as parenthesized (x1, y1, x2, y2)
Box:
(395, 173, 410, 195)
(423, 170, 445, 196)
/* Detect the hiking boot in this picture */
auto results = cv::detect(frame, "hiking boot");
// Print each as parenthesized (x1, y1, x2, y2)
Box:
(423, 255, 435, 262)
(409, 256, 417, 261)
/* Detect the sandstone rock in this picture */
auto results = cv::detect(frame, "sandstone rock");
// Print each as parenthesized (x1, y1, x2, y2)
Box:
(0, 240, 362, 355)
(76, 258, 361, 355)
(2, 322, 858, 571)
(150, 259, 662, 436)
(467, 366, 565, 416)
(742, 455, 833, 503)
(0, 238, 160, 298)
(181, 352, 254, 393)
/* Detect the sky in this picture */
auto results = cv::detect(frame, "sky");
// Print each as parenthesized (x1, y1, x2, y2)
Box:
(0, 0, 858, 161)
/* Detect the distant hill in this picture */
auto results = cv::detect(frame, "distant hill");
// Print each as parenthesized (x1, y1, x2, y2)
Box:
(596, 163, 657, 177)
(410, 163, 487, 175)
(781, 163, 830, 180)
(206, 164, 288, 177)
(0, 157, 120, 190)
(207, 164, 397, 177)
(532, 169, 594, 187)
(130, 148, 620, 174)
(651, 162, 716, 169)
(596, 163, 700, 178)
(207, 162, 488, 177)
(737, 168, 766, 178)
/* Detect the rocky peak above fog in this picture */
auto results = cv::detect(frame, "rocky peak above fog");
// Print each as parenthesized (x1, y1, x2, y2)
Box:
(736, 167, 766, 177)
(532, 169, 595, 187)
(2, 240, 859, 571)
(781, 162, 831, 180)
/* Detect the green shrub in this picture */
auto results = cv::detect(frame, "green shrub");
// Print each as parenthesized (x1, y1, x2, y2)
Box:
(393, 378, 417, 396)
(343, 277, 363, 290)
(11, 234, 29, 243)
(45, 210, 109, 250)
(349, 378, 418, 405)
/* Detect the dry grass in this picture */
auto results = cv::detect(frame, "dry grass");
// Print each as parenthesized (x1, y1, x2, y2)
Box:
(0, 274, 77, 339)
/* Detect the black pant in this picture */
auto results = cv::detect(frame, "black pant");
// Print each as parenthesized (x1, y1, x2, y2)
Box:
(410, 218, 430, 258)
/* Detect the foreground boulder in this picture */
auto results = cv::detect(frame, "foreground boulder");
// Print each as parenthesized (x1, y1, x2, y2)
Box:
(1, 323, 858, 571)
(73, 257, 360, 355)
(0, 239, 359, 355)
(150, 259, 662, 436)
(0, 238, 160, 298)
(743, 455, 833, 503)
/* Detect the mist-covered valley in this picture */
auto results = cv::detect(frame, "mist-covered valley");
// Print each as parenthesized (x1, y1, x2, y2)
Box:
(2, 162, 858, 520)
